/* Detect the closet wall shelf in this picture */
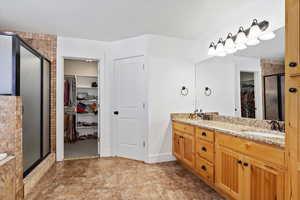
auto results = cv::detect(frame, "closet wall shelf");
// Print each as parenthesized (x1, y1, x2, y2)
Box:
(77, 126, 98, 129)
(77, 86, 98, 89)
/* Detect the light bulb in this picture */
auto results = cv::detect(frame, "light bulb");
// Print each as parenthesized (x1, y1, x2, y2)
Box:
(246, 38, 260, 46)
(208, 42, 216, 56)
(216, 38, 225, 53)
(259, 31, 275, 40)
(235, 27, 248, 44)
(248, 19, 262, 39)
(225, 33, 235, 50)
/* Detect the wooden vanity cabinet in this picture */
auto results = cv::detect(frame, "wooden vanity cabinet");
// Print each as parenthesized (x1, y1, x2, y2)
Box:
(172, 121, 286, 199)
(215, 131, 286, 200)
(172, 122, 195, 168)
(246, 158, 285, 200)
(181, 133, 195, 168)
(215, 146, 243, 199)
(173, 131, 183, 159)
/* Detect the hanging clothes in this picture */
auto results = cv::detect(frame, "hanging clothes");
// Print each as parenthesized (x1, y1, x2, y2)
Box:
(64, 76, 76, 106)
(64, 80, 70, 106)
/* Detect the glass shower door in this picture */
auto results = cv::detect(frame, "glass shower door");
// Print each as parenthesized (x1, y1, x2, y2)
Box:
(20, 45, 42, 173)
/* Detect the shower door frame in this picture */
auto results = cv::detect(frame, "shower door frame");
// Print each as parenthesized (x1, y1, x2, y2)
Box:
(0, 32, 52, 177)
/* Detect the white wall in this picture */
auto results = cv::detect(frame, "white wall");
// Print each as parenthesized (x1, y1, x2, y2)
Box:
(146, 35, 195, 163)
(195, 56, 236, 116)
(56, 37, 111, 161)
(147, 56, 195, 162)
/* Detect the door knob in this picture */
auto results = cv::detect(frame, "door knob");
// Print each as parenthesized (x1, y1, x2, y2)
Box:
(113, 111, 119, 115)
(289, 88, 297, 93)
(289, 62, 298, 67)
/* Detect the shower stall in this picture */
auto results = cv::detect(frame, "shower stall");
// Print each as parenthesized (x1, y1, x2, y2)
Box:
(0, 32, 51, 177)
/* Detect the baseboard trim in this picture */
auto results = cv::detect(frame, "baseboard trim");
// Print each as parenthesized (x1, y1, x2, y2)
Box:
(146, 153, 176, 164)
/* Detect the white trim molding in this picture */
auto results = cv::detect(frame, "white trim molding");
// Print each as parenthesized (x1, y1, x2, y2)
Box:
(146, 153, 176, 164)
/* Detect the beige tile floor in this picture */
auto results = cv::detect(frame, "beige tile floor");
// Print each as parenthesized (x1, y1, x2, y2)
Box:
(25, 157, 224, 200)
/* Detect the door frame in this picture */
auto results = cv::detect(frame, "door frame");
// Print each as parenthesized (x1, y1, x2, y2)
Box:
(57, 56, 103, 161)
(111, 55, 148, 162)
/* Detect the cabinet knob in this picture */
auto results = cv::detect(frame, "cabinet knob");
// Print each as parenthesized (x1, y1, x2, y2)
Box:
(113, 111, 119, 115)
(201, 147, 207, 152)
(243, 162, 249, 167)
(202, 132, 207, 136)
(289, 88, 297, 93)
(201, 165, 207, 171)
(289, 62, 298, 67)
(237, 160, 242, 165)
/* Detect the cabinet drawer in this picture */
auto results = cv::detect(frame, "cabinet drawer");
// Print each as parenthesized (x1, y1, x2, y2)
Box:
(216, 132, 285, 166)
(196, 127, 214, 142)
(196, 139, 214, 163)
(173, 122, 195, 136)
(195, 155, 214, 183)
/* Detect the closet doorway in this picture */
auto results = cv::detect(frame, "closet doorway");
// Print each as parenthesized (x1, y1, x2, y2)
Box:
(64, 59, 100, 159)
(240, 72, 256, 118)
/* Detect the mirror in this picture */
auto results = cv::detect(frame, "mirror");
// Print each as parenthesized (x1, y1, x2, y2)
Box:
(195, 27, 285, 121)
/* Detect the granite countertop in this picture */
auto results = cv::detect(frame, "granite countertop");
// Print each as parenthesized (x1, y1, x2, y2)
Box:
(172, 118, 285, 148)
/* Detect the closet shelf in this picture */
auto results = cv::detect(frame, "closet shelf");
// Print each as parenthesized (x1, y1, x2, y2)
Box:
(77, 126, 98, 130)
(77, 113, 97, 116)
(77, 86, 98, 89)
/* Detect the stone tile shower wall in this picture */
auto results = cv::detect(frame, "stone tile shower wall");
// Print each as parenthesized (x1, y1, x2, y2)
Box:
(15, 31, 57, 153)
(0, 96, 23, 199)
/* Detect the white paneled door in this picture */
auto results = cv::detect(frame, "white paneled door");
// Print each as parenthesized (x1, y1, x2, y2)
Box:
(113, 57, 146, 161)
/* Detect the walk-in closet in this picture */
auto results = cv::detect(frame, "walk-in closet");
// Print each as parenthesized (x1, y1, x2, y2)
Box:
(64, 59, 99, 159)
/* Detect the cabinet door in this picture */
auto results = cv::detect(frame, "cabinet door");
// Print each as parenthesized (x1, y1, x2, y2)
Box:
(245, 159, 285, 200)
(286, 0, 300, 76)
(286, 77, 300, 199)
(215, 146, 243, 200)
(182, 133, 195, 168)
(173, 131, 183, 159)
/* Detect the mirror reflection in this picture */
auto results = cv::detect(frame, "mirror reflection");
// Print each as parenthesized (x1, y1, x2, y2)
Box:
(195, 27, 285, 122)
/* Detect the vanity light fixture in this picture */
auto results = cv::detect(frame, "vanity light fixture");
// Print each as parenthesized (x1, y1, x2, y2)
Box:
(248, 19, 262, 39)
(208, 19, 276, 57)
(216, 38, 226, 57)
(235, 27, 248, 45)
(208, 42, 216, 56)
(225, 33, 237, 54)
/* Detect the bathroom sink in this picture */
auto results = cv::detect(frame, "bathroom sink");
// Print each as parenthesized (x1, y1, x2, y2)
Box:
(242, 131, 284, 139)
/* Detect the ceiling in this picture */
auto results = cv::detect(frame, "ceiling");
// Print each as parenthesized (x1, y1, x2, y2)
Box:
(0, 0, 266, 41)
(235, 27, 285, 60)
